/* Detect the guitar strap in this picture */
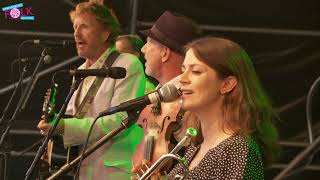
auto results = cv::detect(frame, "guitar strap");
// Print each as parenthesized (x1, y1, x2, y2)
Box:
(66, 49, 119, 164)
(74, 50, 120, 118)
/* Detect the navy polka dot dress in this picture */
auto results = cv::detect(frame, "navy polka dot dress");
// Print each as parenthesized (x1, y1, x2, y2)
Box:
(168, 135, 264, 180)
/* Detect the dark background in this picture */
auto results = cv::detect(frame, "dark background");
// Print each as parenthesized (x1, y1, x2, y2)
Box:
(0, 0, 319, 179)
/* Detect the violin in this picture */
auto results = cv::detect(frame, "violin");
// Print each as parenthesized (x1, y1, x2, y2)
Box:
(132, 99, 202, 179)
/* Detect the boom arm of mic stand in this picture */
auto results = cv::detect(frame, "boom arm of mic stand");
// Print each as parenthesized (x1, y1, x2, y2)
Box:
(0, 48, 49, 149)
(24, 77, 82, 180)
(47, 108, 141, 180)
(274, 135, 320, 180)
(274, 76, 320, 180)
(0, 64, 28, 126)
(0, 64, 28, 180)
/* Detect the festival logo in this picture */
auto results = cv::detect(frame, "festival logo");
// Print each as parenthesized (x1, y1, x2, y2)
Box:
(2, 3, 35, 21)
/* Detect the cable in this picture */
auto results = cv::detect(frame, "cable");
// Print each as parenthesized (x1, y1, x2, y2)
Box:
(17, 40, 31, 94)
(305, 76, 320, 144)
(274, 75, 320, 179)
(12, 138, 44, 157)
(72, 116, 102, 180)
(283, 75, 320, 177)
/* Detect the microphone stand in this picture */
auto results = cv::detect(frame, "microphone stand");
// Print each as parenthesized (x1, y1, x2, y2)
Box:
(273, 135, 320, 180)
(47, 108, 141, 180)
(0, 61, 28, 126)
(24, 77, 82, 180)
(0, 47, 50, 148)
(274, 76, 320, 180)
(0, 48, 50, 179)
(0, 62, 29, 180)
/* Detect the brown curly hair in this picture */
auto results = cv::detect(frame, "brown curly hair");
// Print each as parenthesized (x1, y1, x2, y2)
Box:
(69, 1, 121, 44)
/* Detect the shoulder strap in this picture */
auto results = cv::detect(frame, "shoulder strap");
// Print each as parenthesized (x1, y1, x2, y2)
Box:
(74, 50, 120, 118)
(105, 50, 120, 68)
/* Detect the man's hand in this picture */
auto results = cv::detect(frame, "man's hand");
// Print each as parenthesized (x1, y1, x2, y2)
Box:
(37, 115, 64, 135)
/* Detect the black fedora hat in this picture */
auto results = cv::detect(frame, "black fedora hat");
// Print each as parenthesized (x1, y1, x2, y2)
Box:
(140, 11, 201, 54)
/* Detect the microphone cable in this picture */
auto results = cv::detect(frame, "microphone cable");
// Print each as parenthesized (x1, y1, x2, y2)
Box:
(72, 112, 127, 179)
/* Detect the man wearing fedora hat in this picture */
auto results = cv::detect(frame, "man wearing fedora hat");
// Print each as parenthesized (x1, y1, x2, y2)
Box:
(140, 11, 201, 86)
(131, 11, 202, 179)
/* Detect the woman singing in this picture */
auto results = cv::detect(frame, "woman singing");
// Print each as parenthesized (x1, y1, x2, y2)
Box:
(168, 37, 279, 179)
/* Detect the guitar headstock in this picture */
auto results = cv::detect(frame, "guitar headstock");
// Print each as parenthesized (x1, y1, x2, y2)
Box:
(42, 83, 58, 122)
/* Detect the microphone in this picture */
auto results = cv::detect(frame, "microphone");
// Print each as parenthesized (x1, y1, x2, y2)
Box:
(14, 55, 53, 64)
(28, 39, 75, 48)
(98, 84, 180, 117)
(59, 67, 126, 79)
(170, 127, 198, 154)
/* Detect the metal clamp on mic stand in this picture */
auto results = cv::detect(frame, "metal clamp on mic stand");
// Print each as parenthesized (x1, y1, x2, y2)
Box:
(47, 107, 142, 180)
(24, 76, 83, 180)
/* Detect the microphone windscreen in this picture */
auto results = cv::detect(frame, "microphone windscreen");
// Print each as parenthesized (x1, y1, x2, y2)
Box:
(110, 67, 126, 79)
(44, 55, 53, 64)
(167, 76, 181, 90)
(158, 84, 180, 102)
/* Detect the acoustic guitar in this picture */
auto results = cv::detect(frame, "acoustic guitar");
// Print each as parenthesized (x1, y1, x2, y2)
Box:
(38, 82, 58, 179)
